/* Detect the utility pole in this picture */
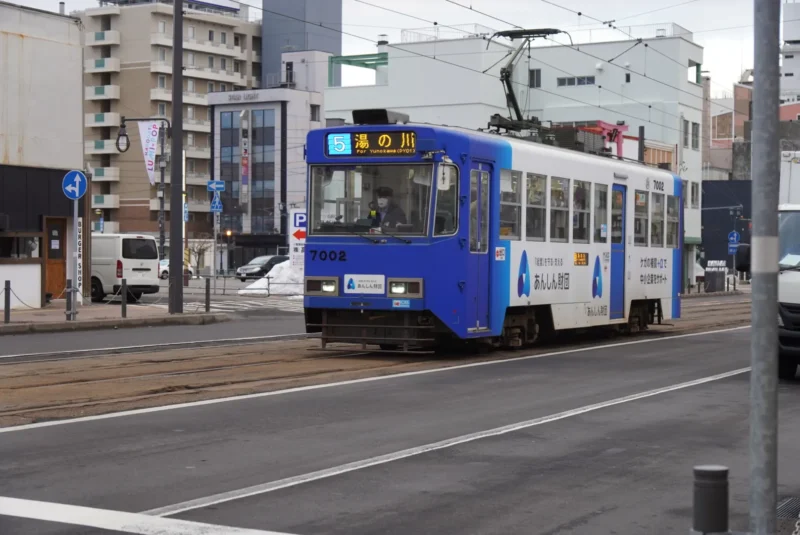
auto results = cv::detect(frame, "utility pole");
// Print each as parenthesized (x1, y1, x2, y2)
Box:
(158, 121, 167, 259)
(169, 0, 184, 314)
(750, 0, 780, 532)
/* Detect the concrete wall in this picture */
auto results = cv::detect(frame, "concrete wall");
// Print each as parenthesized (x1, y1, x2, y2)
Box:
(0, 3, 83, 170)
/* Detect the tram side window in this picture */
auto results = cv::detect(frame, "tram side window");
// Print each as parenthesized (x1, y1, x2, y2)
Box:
(499, 169, 522, 239)
(573, 180, 590, 243)
(611, 188, 624, 244)
(651, 192, 665, 247)
(434, 164, 458, 236)
(634, 190, 649, 246)
(594, 183, 608, 243)
(666, 195, 680, 248)
(550, 177, 570, 242)
(526, 173, 547, 241)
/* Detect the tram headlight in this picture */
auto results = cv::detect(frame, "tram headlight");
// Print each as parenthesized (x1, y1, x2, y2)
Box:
(387, 278, 423, 298)
(305, 277, 339, 296)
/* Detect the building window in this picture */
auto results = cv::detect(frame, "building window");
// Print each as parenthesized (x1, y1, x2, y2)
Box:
(593, 183, 608, 243)
(634, 190, 648, 246)
(187, 106, 194, 119)
(572, 180, 590, 243)
(188, 26, 195, 39)
(187, 159, 195, 173)
(158, 20, 166, 33)
(651, 192, 665, 247)
(234, 61, 240, 73)
(158, 102, 166, 116)
(550, 177, 569, 242)
(682, 179, 689, 208)
(188, 52, 195, 66)
(234, 35, 241, 47)
(666, 195, 680, 248)
(208, 30, 214, 42)
(220, 83, 227, 92)
(208, 82, 214, 93)
(208, 56, 215, 69)
(787, 54, 795, 59)
(187, 132, 195, 146)
(691, 122, 699, 150)
(158, 47, 166, 62)
(557, 76, 594, 87)
(157, 75, 166, 88)
(625, 72, 631, 83)
(221, 58, 227, 71)
(787, 72, 795, 77)
(691, 182, 700, 208)
(187, 79, 195, 92)
(529, 69, 541, 88)
(310, 104, 320, 122)
(526, 173, 546, 241)
(499, 170, 522, 239)
(221, 32, 227, 45)
(683, 119, 689, 147)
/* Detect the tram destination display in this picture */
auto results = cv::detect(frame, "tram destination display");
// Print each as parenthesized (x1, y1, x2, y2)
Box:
(326, 131, 417, 157)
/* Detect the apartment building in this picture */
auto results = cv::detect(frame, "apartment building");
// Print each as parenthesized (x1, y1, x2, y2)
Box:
(80, 0, 263, 239)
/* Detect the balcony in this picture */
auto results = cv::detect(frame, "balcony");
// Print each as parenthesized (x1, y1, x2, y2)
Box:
(150, 198, 211, 212)
(86, 30, 121, 46)
(85, 57, 120, 74)
(92, 221, 120, 233)
(92, 194, 120, 209)
(86, 5, 120, 16)
(186, 146, 210, 159)
(161, 172, 209, 186)
(85, 140, 118, 155)
(150, 61, 172, 75)
(85, 85, 120, 100)
(85, 112, 121, 128)
(152, 32, 242, 58)
(91, 167, 120, 182)
(185, 119, 211, 133)
(183, 65, 244, 85)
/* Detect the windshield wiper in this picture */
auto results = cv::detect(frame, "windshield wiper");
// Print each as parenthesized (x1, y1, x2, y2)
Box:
(381, 232, 412, 244)
(780, 264, 800, 272)
(342, 227, 380, 244)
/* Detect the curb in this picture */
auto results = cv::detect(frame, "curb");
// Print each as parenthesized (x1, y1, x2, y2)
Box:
(0, 313, 232, 336)
(681, 290, 745, 299)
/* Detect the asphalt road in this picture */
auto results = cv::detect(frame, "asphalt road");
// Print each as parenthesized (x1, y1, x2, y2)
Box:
(0, 315, 306, 357)
(4, 325, 798, 535)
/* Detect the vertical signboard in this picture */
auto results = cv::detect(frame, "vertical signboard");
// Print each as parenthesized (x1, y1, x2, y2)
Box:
(76, 216, 83, 304)
(289, 209, 306, 269)
(137, 121, 161, 186)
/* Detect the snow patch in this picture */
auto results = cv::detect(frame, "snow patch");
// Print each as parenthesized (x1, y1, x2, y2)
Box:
(238, 261, 303, 296)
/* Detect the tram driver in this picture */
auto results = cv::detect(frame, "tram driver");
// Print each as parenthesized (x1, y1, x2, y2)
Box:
(373, 186, 407, 229)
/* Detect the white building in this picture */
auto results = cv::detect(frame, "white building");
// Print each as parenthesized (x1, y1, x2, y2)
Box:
(782, 1, 800, 101)
(208, 49, 327, 269)
(326, 23, 704, 287)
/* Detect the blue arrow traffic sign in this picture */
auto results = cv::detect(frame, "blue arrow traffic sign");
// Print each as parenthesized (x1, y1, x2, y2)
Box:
(210, 192, 223, 213)
(728, 231, 741, 244)
(207, 180, 225, 193)
(62, 170, 87, 200)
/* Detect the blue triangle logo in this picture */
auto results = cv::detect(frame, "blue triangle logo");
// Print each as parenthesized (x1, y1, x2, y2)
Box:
(518, 250, 531, 297)
(347, 278, 355, 290)
(592, 256, 603, 298)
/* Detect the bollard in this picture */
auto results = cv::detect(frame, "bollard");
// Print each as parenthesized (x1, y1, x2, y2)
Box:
(205, 277, 211, 313)
(692, 465, 729, 534)
(121, 278, 127, 319)
(65, 279, 73, 321)
(3, 280, 10, 324)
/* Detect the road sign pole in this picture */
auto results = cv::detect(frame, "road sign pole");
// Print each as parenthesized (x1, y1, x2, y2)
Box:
(62, 170, 87, 322)
(169, 0, 184, 314)
(71, 197, 78, 321)
(751, 0, 781, 531)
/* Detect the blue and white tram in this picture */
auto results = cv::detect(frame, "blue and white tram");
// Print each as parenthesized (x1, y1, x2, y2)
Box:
(303, 110, 683, 351)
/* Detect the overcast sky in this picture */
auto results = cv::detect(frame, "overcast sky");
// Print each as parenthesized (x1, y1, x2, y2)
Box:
(15, 0, 757, 97)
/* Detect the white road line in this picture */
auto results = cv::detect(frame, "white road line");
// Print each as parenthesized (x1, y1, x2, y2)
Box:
(0, 496, 297, 535)
(0, 326, 750, 434)
(144, 366, 750, 517)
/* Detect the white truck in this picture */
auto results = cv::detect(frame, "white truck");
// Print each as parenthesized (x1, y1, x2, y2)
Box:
(737, 151, 800, 379)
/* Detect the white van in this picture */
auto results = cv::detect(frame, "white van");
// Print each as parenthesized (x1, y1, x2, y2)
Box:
(91, 233, 160, 302)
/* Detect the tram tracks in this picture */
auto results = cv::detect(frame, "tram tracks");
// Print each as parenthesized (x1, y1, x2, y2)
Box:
(0, 300, 751, 428)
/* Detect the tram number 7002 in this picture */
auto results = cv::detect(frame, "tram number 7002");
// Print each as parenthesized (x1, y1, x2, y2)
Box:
(308, 249, 347, 262)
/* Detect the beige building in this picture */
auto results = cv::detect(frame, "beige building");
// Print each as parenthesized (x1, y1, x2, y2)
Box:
(79, 0, 263, 238)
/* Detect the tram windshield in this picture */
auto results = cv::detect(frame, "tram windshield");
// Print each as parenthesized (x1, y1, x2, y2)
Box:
(309, 164, 434, 236)
(779, 210, 800, 270)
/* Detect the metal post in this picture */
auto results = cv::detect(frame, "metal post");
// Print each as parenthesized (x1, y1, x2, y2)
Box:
(71, 198, 79, 321)
(159, 121, 167, 260)
(638, 125, 645, 163)
(4, 280, 10, 324)
(65, 279, 73, 321)
(692, 465, 729, 534)
(121, 278, 127, 319)
(212, 213, 218, 295)
(169, 0, 184, 314)
(751, 0, 780, 531)
(205, 277, 210, 313)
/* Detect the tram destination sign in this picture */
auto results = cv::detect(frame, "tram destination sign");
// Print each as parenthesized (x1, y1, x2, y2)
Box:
(326, 131, 417, 157)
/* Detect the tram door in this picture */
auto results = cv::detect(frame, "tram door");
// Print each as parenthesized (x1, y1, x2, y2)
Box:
(468, 163, 491, 330)
(610, 184, 626, 320)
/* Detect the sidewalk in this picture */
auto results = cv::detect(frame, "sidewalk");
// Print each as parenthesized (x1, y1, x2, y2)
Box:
(1, 299, 229, 336)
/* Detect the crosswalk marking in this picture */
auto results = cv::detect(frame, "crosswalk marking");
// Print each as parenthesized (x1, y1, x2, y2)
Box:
(145, 298, 304, 314)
